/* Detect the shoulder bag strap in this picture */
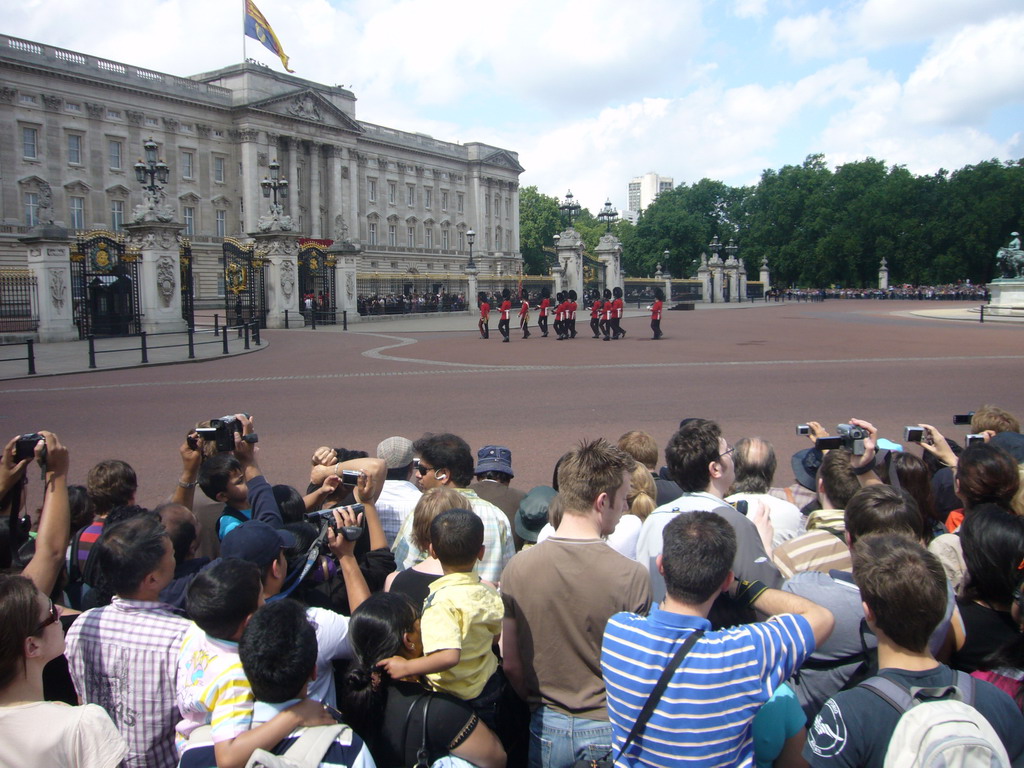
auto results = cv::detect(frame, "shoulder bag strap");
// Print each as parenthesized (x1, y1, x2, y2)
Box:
(617, 629, 705, 758)
(401, 694, 426, 766)
(415, 695, 432, 768)
(280, 724, 347, 768)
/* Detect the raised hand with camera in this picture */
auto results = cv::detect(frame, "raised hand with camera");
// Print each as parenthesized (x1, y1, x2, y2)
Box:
(917, 423, 959, 468)
(171, 429, 203, 510)
(20, 431, 71, 597)
(317, 505, 371, 613)
(0, 434, 35, 498)
(845, 418, 884, 488)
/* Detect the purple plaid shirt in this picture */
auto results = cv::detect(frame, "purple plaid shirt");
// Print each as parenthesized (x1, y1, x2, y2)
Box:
(65, 597, 190, 768)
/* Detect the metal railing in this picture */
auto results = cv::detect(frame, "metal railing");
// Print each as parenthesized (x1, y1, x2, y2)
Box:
(0, 339, 35, 375)
(86, 322, 260, 369)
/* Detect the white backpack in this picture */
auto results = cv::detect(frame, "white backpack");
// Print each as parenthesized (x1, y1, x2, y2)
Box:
(862, 671, 1011, 768)
(183, 723, 349, 768)
(246, 724, 349, 768)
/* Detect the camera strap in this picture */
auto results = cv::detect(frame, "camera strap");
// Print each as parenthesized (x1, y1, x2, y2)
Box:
(271, 520, 331, 602)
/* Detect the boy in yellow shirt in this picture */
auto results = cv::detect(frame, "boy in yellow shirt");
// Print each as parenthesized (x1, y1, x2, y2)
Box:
(379, 508, 504, 728)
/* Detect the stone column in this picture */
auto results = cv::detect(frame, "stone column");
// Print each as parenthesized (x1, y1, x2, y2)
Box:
(697, 253, 710, 303)
(251, 231, 300, 329)
(738, 261, 748, 302)
(594, 232, 623, 298)
(239, 129, 261, 235)
(465, 264, 479, 311)
(347, 152, 360, 243)
(554, 228, 585, 300)
(328, 145, 345, 241)
(709, 254, 724, 303)
(21, 227, 78, 341)
(288, 138, 301, 223)
(879, 257, 889, 290)
(124, 220, 188, 333)
(309, 141, 322, 238)
(325, 239, 361, 324)
(759, 257, 771, 290)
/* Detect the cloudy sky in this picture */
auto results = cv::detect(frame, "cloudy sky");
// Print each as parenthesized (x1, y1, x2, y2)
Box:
(5, 0, 1024, 212)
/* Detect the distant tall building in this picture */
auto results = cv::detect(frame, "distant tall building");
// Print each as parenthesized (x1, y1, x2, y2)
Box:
(625, 172, 673, 223)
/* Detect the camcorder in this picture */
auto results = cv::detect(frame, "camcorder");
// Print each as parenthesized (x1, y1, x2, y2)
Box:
(13, 433, 45, 462)
(194, 414, 258, 453)
(304, 504, 365, 541)
(815, 424, 868, 455)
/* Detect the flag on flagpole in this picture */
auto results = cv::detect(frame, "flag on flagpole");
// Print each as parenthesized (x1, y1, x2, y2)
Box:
(244, 0, 293, 72)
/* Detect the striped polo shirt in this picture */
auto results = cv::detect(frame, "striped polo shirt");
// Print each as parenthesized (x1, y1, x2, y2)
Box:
(601, 609, 815, 768)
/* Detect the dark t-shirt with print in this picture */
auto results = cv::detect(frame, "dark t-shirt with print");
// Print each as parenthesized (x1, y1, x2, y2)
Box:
(805, 664, 1024, 767)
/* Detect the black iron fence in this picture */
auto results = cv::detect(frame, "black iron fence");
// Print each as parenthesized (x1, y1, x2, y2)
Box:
(0, 271, 38, 333)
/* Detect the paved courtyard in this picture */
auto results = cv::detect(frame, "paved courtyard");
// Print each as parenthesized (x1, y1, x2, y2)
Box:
(1, 299, 1021, 514)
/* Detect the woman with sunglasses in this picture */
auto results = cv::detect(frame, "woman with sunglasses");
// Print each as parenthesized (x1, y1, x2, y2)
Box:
(0, 574, 126, 767)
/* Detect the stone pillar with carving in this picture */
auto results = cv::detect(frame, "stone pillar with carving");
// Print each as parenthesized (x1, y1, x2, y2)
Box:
(709, 253, 725, 303)
(594, 232, 623, 298)
(738, 259, 748, 302)
(554, 228, 585, 301)
(251, 230, 300, 329)
(325, 239, 361, 324)
(759, 257, 771, 290)
(239, 128, 261, 235)
(20, 227, 78, 341)
(878, 257, 889, 290)
(123, 220, 188, 333)
(697, 253, 711, 304)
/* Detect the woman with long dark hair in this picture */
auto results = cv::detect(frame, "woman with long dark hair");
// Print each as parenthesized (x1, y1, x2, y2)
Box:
(0, 574, 126, 767)
(339, 592, 506, 768)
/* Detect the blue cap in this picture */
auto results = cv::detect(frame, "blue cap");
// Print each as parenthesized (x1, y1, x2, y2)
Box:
(221, 521, 295, 568)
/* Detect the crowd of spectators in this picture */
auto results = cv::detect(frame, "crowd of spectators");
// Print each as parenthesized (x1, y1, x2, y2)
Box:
(3, 404, 1024, 767)
(766, 284, 990, 302)
(357, 292, 467, 316)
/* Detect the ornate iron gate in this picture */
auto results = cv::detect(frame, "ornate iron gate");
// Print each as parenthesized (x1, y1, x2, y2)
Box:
(297, 240, 337, 324)
(222, 238, 267, 328)
(70, 230, 141, 339)
(179, 238, 194, 327)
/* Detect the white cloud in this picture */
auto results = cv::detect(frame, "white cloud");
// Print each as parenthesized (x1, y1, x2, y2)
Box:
(850, 0, 1020, 49)
(772, 10, 840, 61)
(733, 0, 768, 20)
(901, 13, 1024, 125)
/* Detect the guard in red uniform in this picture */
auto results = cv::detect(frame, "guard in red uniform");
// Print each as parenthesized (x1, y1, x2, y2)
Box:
(611, 286, 626, 339)
(498, 288, 512, 342)
(600, 288, 612, 341)
(590, 296, 602, 338)
(478, 291, 490, 339)
(650, 287, 664, 340)
(518, 290, 531, 339)
(567, 290, 579, 339)
(537, 288, 551, 337)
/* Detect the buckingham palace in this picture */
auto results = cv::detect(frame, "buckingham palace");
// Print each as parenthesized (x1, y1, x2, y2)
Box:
(0, 33, 524, 336)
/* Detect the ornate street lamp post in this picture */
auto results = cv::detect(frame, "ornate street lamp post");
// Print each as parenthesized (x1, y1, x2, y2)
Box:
(559, 190, 581, 227)
(467, 228, 476, 269)
(597, 198, 618, 232)
(260, 159, 290, 213)
(134, 137, 169, 201)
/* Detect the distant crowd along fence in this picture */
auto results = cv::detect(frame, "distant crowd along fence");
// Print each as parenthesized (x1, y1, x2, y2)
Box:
(0, 270, 38, 333)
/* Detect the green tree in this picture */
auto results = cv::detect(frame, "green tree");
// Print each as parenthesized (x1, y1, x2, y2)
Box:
(518, 186, 561, 275)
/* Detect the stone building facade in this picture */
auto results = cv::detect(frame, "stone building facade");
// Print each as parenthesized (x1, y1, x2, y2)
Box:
(0, 34, 523, 310)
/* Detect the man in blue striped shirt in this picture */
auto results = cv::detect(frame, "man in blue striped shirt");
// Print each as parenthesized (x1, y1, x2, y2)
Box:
(602, 511, 834, 768)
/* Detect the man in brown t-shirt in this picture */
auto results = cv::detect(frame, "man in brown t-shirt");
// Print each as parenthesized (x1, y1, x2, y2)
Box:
(501, 439, 652, 768)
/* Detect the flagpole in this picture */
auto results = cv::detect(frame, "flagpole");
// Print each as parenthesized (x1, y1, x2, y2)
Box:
(242, 0, 247, 62)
